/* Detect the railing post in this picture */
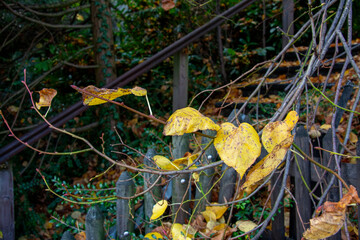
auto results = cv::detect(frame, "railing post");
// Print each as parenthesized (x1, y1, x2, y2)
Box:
(85, 205, 105, 240)
(143, 148, 162, 233)
(116, 171, 135, 239)
(171, 49, 190, 223)
(282, 0, 294, 48)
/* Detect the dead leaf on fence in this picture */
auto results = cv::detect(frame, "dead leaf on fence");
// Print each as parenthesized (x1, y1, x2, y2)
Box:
(144, 232, 164, 240)
(150, 200, 168, 220)
(74, 231, 86, 240)
(303, 185, 360, 240)
(242, 137, 293, 194)
(36, 88, 57, 109)
(261, 110, 298, 153)
(76, 85, 146, 106)
(162, 0, 175, 11)
(214, 122, 261, 179)
(163, 107, 220, 135)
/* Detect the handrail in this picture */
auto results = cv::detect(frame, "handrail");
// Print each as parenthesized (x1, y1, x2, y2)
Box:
(0, 0, 257, 162)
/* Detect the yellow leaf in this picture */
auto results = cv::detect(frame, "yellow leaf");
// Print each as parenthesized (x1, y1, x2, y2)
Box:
(201, 210, 217, 222)
(76, 13, 84, 21)
(36, 88, 57, 109)
(150, 200, 168, 220)
(163, 107, 220, 136)
(131, 86, 147, 96)
(144, 232, 164, 240)
(242, 137, 294, 194)
(172, 153, 199, 169)
(320, 124, 331, 130)
(213, 223, 227, 231)
(205, 205, 228, 219)
(74, 231, 86, 240)
(77, 85, 146, 106)
(236, 220, 257, 232)
(214, 122, 261, 179)
(171, 223, 192, 240)
(192, 172, 200, 182)
(349, 132, 358, 144)
(262, 111, 298, 153)
(154, 155, 179, 170)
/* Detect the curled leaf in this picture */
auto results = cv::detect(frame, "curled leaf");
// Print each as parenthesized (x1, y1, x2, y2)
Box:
(214, 122, 261, 179)
(76, 85, 146, 106)
(242, 137, 294, 194)
(163, 107, 220, 136)
(262, 111, 298, 153)
(36, 88, 57, 109)
(303, 186, 360, 239)
(150, 200, 168, 220)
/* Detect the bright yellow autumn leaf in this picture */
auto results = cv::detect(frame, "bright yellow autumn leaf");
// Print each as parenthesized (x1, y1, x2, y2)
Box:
(163, 107, 220, 136)
(36, 88, 57, 109)
(144, 232, 164, 240)
(154, 155, 179, 170)
(172, 153, 199, 169)
(150, 200, 168, 220)
(214, 122, 261, 179)
(205, 205, 228, 219)
(261, 110, 298, 153)
(192, 172, 200, 182)
(236, 220, 258, 233)
(76, 85, 146, 106)
(171, 223, 192, 240)
(242, 137, 293, 194)
(201, 210, 217, 222)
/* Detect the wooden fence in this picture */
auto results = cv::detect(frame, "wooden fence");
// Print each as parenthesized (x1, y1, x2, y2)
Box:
(61, 108, 360, 240)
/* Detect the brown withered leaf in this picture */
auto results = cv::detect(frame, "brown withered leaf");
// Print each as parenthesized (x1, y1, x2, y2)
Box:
(303, 185, 360, 240)
(36, 88, 57, 109)
(162, 0, 175, 11)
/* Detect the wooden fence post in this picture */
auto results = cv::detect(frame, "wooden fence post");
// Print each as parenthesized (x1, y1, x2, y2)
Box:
(116, 171, 135, 239)
(293, 126, 312, 240)
(171, 49, 190, 223)
(143, 148, 162, 233)
(282, 0, 294, 48)
(85, 205, 105, 240)
(218, 109, 250, 203)
(0, 161, 14, 240)
(61, 230, 75, 240)
(194, 129, 218, 214)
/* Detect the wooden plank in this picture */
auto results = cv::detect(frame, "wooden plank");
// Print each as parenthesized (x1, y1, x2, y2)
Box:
(293, 126, 312, 240)
(194, 129, 218, 214)
(85, 205, 105, 240)
(282, 0, 294, 48)
(116, 171, 135, 239)
(172, 51, 188, 111)
(322, 130, 341, 240)
(0, 162, 14, 240)
(171, 135, 190, 223)
(270, 169, 285, 240)
(143, 148, 162, 233)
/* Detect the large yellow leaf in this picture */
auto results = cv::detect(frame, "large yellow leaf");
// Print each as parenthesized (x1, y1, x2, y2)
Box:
(154, 155, 179, 170)
(150, 200, 168, 220)
(214, 122, 261, 179)
(242, 137, 293, 193)
(36, 88, 57, 109)
(303, 186, 360, 240)
(144, 232, 164, 240)
(236, 220, 258, 233)
(163, 107, 220, 136)
(201, 210, 217, 223)
(77, 85, 146, 106)
(262, 111, 298, 153)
